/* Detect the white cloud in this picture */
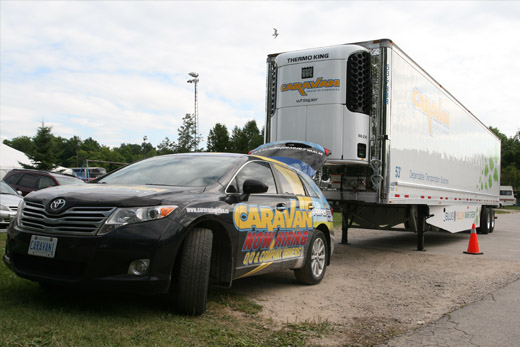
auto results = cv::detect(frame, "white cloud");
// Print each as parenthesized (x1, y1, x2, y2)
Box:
(1, 0, 519, 151)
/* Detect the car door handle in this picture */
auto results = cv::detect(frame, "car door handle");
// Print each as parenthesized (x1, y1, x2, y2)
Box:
(308, 203, 314, 210)
(276, 203, 286, 210)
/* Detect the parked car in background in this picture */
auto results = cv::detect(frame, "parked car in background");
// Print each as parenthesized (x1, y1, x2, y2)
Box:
(0, 181, 23, 228)
(3, 169, 85, 196)
(499, 186, 516, 207)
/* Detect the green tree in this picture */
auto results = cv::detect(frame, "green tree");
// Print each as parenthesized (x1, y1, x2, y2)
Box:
(229, 125, 248, 153)
(141, 140, 156, 159)
(114, 143, 144, 163)
(207, 123, 230, 152)
(229, 120, 263, 153)
(242, 120, 264, 151)
(55, 135, 82, 168)
(21, 122, 57, 170)
(157, 137, 177, 155)
(489, 126, 520, 188)
(3, 136, 34, 157)
(177, 114, 198, 152)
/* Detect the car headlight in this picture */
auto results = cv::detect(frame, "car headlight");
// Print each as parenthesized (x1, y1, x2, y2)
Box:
(16, 200, 25, 225)
(97, 205, 177, 235)
(0, 205, 8, 211)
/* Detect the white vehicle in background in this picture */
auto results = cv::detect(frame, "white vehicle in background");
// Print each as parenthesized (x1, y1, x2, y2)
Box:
(499, 186, 516, 207)
(265, 39, 501, 249)
(0, 181, 22, 228)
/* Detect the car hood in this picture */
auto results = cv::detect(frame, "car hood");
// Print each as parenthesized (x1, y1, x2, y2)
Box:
(0, 193, 23, 207)
(24, 184, 205, 209)
(250, 141, 329, 177)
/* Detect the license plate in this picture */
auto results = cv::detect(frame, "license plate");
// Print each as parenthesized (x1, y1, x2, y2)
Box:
(28, 235, 58, 258)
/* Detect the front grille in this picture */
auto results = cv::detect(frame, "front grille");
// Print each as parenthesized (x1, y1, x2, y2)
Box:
(347, 51, 372, 115)
(20, 201, 116, 235)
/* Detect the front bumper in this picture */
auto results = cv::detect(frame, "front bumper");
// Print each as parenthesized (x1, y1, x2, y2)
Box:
(3, 218, 185, 295)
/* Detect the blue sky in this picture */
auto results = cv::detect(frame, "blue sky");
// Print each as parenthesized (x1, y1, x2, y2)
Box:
(1, 1, 519, 149)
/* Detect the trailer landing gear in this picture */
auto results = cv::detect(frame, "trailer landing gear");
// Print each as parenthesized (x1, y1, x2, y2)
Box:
(341, 210, 350, 245)
(416, 206, 428, 252)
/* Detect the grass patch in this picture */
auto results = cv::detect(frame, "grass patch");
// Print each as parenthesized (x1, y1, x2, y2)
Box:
(495, 205, 520, 214)
(495, 210, 510, 214)
(502, 205, 520, 210)
(333, 212, 342, 228)
(0, 233, 332, 346)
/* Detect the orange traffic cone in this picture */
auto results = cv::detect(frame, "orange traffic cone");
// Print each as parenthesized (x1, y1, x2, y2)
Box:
(463, 224, 483, 255)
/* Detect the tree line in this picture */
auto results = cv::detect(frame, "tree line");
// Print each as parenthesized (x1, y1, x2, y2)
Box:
(3, 118, 519, 188)
(3, 114, 263, 172)
(489, 127, 520, 188)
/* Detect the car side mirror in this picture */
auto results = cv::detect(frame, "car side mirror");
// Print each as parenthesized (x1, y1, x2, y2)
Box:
(243, 179, 268, 195)
(240, 179, 268, 202)
(17, 190, 23, 196)
(222, 179, 269, 204)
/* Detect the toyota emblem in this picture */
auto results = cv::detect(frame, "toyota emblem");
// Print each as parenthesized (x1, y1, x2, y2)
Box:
(50, 198, 66, 211)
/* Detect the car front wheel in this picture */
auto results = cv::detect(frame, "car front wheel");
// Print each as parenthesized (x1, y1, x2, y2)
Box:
(171, 227, 213, 315)
(294, 230, 328, 285)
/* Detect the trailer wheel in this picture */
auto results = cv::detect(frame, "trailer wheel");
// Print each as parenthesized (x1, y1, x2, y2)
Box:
(489, 209, 495, 233)
(294, 230, 328, 285)
(171, 227, 213, 315)
(477, 208, 491, 234)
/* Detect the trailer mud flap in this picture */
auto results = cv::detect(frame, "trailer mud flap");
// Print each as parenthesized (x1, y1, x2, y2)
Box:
(427, 205, 481, 233)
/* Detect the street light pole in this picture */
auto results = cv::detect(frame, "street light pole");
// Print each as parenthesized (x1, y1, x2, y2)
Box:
(187, 72, 199, 151)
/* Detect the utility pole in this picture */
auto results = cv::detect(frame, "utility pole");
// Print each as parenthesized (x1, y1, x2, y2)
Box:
(187, 72, 199, 151)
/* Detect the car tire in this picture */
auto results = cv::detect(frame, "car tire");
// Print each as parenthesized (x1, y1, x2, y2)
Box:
(294, 230, 328, 285)
(172, 227, 213, 316)
(477, 207, 490, 234)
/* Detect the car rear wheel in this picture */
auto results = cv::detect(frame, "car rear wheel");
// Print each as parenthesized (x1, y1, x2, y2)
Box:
(294, 230, 328, 285)
(171, 227, 213, 315)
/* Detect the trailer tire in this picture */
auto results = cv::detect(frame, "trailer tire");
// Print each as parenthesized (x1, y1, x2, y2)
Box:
(477, 208, 491, 234)
(171, 227, 213, 316)
(294, 230, 328, 285)
(489, 209, 495, 233)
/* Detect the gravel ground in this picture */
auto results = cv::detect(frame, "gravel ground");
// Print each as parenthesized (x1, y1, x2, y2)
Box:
(230, 221, 520, 346)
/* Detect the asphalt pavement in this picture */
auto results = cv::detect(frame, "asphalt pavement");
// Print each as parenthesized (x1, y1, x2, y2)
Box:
(380, 210, 520, 347)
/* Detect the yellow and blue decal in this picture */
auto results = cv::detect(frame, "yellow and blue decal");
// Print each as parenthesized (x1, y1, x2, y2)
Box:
(412, 87, 450, 136)
(233, 196, 332, 272)
(281, 77, 340, 96)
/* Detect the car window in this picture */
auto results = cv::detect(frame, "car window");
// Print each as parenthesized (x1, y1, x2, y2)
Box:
(98, 154, 241, 187)
(300, 174, 319, 198)
(17, 174, 39, 189)
(4, 172, 22, 185)
(39, 176, 56, 189)
(273, 164, 306, 196)
(228, 161, 277, 194)
(0, 181, 18, 195)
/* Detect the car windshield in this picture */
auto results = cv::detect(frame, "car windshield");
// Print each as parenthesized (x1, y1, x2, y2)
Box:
(0, 181, 18, 195)
(97, 154, 242, 187)
(55, 176, 86, 185)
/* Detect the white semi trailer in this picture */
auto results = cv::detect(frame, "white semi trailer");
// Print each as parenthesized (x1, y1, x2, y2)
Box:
(265, 39, 500, 250)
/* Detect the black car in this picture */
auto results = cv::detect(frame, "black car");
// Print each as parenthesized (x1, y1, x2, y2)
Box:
(4, 152, 333, 315)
